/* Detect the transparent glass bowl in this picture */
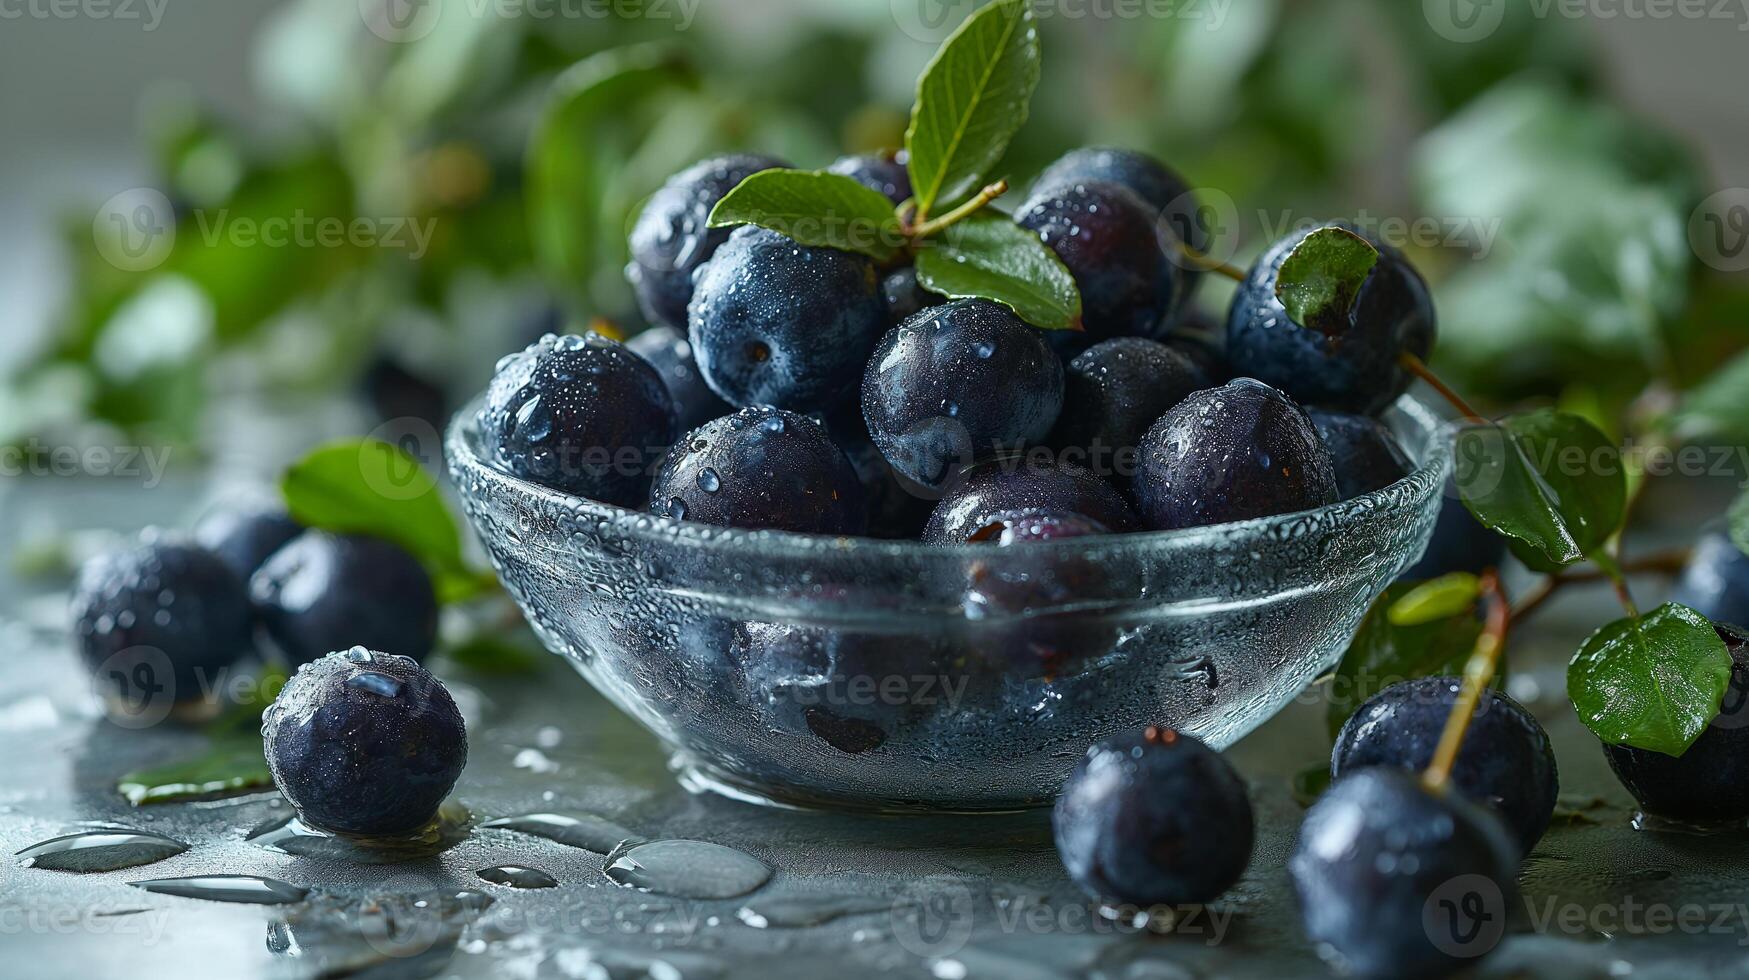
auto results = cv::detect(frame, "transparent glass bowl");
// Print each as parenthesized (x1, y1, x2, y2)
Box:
(447, 397, 1452, 812)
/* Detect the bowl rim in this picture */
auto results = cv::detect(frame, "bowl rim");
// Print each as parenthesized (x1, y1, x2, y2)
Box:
(446, 392, 1454, 561)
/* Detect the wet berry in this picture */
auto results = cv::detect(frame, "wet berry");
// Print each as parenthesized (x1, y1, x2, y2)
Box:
(689, 226, 887, 414)
(1308, 408, 1412, 500)
(1031, 147, 1199, 251)
(881, 266, 942, 324)
(1601, 621, 1749, 823)
(479, 332, 677, 507)
(627, 325, 734, 434)
(1227, 221, 1435, 415)
(627, 153, 790, 330)
(251, 532, 438, 667)
(1053, 727, 1254, 906)
(650, 406, 866, 535)
(1016, 181, 1182, 354)
(1049, 337, 1204, 486)
(1334, 676, 1557, 856)
(827, 152, 912, 205)
(1291, 768, 1517, 979)
(1133, 378, 1339, 530)
(923, 457, 1137, 544)
(71, 535, 253, 709)
(861, 299, 1063, 492)
(1671, 533, 1749, 631)
(263, 648, 467, 837)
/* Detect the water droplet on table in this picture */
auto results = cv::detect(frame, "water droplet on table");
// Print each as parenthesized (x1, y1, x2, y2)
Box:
(16, 829, 188, 872)
(734, 894, 887, 929)
(483, 811, 641, 854)
(605, 840, 770, 899)
(130, 874, 308, 905)
(476, 864, 558, 889)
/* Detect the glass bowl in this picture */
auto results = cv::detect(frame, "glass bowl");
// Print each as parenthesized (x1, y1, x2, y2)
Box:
(447, 396, 1452, 812)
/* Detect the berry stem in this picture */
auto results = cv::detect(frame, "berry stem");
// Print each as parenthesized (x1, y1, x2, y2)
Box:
(1422, 570, 1509, 794)
(1511, 548, 1690, 621)
(1591, 551, 1641, 618)
(1398, 353, 1486, 423)
(1173, 239, 1247, 283)
(909, 180, 1009, 239)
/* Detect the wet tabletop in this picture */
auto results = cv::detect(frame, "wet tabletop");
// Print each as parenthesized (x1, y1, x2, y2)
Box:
(4, 475, 1749, 979)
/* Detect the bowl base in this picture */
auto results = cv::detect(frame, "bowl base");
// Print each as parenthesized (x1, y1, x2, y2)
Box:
(668, 750, 1049, 815)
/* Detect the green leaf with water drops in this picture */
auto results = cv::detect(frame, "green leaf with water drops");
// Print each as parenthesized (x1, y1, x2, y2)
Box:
(914, 211, 1081, 330)
(1454, 410, 1627, 573)
(1567, 603, 1732, 757)
(1326, 581, 1489, 738)
(1388, 573, 1482, 627)
(118, 734, 272, 805)
(708, 169, 902, 262)
(905, 0, 1040, 220)
(281, 439, 490, 603)
(1274, 226, 1379, 336)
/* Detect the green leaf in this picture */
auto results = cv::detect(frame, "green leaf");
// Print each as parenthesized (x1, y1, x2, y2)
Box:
(1732, 490, 1749, 558)
(707, 169, 902, 262)
(1454, 410, 1627, 573)
(1325, 581, 1487, 739)
(527, 44, 695, 303)
(1273, 226, 1379, 336)
(118, 734, 272, 805)
(1387, 573, 1482, 627)
(1291, 764, 1331, 808)
(905, 0, 1040, 220)
(1568, 603, 1733, 756)
(281, 439, 481, 601)
(914, 211, 1081, 331)
(1673, 349, 1749, 445)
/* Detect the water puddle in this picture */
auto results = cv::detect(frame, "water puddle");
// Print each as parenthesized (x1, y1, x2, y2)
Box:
(248, 801, 473, 862)
(16, 829, 188, 872)
(130, 874, 309, 905)
(482, 811, 640, 854)
(604, 840, 771, 900)
(735, 895, 888, 928)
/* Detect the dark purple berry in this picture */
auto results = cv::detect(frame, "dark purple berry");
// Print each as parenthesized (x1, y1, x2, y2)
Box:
(650, 407, 866, 535)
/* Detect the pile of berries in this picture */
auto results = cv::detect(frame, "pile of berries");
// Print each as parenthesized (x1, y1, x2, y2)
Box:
(479, 147, 1434, 543)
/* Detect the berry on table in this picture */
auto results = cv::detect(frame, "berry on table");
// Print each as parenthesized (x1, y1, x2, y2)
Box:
(1016, 182, 1183, 355)
(861, 299, 1064, 492)
(1049, 337, 1204, 486)
(1600, 621, 1749, 823)
(194, 505, 303, 580)
(628, 325, 734, 434)
(1226, 221, 1435, 416)
(923, 457, 1138, 544)
(827, 152, 912, 205)
(1307, 408, 1412, 500)
(627, 153, 790, 330)
(1132, 378, 1339, 531)
(1334, 676, 1558, 856)
(478, 332, 677, 507)
(649, 406, 866, 535)
(1291, 768, 1517, 979)
(71, 534, 253, 710)
(263, 647, 467, 837)
(251, 532, 439, 667)
(689, 226, 888, 414)
(1053, 727, 1254, 906)
(1671, 532, 1749, 630)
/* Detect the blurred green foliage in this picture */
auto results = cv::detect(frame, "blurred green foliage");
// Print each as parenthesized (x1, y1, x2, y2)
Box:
(5, 0, 1745, 455)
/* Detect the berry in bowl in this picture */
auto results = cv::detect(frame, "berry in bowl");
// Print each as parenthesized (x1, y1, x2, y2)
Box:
(450, 144, 1452, 811)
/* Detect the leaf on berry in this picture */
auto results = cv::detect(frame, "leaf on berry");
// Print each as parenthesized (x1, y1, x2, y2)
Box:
(914, 211, 1082, 331)
(1274, 226, 1380, 336)
(707, 169, 903, 262)
(281, 439, 488, 604)
(1729, 487, 1749, 559)
(905, 0, 1040, 221)
(1454, 410, 1626, 573)
(1387, 572, 1482, 627)
(1567, 603, 1732, 757)
(527, 43, 696, 302)
(1325, 581, 1489, 739)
